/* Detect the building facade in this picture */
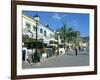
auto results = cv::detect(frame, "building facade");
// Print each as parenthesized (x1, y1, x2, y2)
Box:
(22, 14, 55, 48)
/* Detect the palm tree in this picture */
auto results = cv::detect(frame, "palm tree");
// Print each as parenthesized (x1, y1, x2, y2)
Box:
(72, 31, 77, 44)
(58, 23, 69, 49)
(57, 23, 77, 49)
(67, 30, 77, 43)
(66, 27, 73, 42)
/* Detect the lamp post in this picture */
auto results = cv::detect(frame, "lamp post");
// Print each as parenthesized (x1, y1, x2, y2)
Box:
(56, 32, 59, 55)
(34, 14, 40, 62)
(27, 29, 34, 63)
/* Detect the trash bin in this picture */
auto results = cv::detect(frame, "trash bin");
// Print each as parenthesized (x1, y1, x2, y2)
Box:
(47, 48, 53, 58)
(33, 49, 41, 63)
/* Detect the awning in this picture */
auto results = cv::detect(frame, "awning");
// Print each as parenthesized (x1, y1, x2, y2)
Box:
(49, 38, 57, 42)
(49, 44, 57, 47)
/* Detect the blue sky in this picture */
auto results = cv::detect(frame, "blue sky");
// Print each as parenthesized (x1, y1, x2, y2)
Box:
(22, 11, 89, 37)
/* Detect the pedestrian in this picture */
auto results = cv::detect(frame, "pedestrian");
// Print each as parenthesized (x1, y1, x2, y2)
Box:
(78, 45, 81, 52)
(75, 45, 78, 56)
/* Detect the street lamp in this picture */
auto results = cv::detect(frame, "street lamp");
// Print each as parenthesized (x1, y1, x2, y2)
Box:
(27, 30, 34, 63)
(34, 14, 40, 62)
(56, 32, 59, 55)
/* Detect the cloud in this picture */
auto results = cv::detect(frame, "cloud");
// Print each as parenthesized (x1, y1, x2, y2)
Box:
(52, 13, 68, 21)
(73, 20, 78, 26)
(67, 20, 78, 30)
(52, 13, 62, 20)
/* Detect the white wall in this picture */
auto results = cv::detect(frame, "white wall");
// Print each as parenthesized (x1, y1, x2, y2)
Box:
(23, 14, 54, 44)
(0, 0, 99, 80)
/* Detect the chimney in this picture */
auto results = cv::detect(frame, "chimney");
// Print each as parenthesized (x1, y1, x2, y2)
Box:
(45, 24, 49, 28)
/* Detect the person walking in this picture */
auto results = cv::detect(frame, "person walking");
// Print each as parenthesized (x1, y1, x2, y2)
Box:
(78, 45, 81, 52)
(75, 45, 78, 56)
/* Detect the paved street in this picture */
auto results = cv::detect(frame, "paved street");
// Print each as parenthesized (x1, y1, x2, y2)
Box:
(22, 51, 89, 69)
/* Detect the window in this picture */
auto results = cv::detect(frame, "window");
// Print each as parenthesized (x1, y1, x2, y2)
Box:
(50, 33, 54, 38)
(33, 25, 39, 32)
(44, 30, 47, 37)
(26, 22, 31, 30)
(40, 28, 43, 33)
(33, 26, 36, 31)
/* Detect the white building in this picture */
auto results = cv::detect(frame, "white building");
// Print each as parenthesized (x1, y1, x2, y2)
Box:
(22, 14, 55, 47)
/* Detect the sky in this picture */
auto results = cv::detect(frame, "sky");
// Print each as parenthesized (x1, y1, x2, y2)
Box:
(22, 11, 89, 37)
